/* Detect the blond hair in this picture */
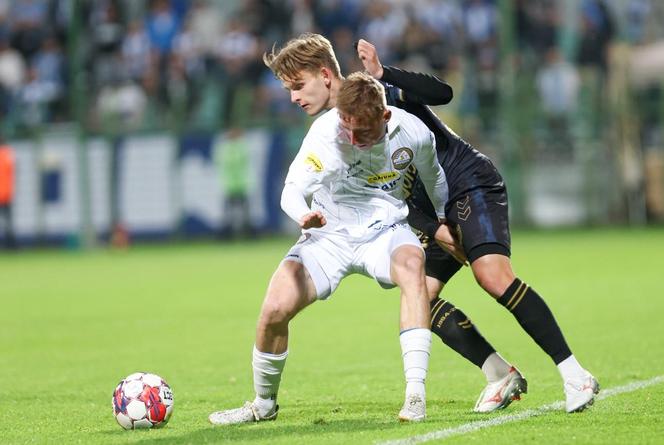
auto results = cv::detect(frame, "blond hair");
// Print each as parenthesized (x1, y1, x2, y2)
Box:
(263, 33, 342, 81)
(336, 72, 387, 121)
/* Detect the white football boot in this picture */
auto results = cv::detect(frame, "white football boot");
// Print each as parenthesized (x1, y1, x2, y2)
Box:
(564, 371, 600, 413)
(398, 393, 426, 422)
(208, 401, 279, 425)
(474, 367, 528, 413)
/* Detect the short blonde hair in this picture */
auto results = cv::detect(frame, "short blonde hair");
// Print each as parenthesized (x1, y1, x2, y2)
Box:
(263, 33, 342, 81)
(336, 72, 387, 121)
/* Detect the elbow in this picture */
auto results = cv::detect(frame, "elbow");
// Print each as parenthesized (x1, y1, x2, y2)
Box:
(442, 85, 453, 104)
(434, 84, 453, 105)
(279, 189, 289, 214)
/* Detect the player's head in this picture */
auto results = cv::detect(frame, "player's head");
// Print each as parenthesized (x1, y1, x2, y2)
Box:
(263, 33, 342, 116)
(336, 72, 391, 150)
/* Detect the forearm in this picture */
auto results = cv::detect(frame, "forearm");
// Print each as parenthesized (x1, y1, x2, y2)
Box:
(280, 183, 311, 224)
(381, 65, 453, 105)
(407, 201, 441, 239)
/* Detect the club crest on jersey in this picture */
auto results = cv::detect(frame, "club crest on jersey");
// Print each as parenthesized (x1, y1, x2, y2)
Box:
(304, 152, 323, 172)
(391, 147, 413, 170)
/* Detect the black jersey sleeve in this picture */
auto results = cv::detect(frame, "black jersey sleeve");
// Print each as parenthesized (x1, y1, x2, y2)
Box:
(381, 65, 453, 106)
(407, 200, 442, 240)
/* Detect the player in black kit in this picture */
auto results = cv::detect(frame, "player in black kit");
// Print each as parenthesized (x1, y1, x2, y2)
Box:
(356, 39, 599, 413)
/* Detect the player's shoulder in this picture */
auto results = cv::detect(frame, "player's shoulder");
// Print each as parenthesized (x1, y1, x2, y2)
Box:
(308, 108, 339, 139)
(388, 106, 430, 137)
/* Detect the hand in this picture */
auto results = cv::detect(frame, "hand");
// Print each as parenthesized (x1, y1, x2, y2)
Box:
(434, 222, 468, 266)
(300, 211, 327, 229)
(356, 39, 384, 79)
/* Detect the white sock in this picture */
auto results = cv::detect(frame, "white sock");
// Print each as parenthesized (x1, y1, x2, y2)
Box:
(557, 354, 585, 381)
(400, 328, 431, 397)
(252, 345, 288, 416)
(481, 352, 512, 383)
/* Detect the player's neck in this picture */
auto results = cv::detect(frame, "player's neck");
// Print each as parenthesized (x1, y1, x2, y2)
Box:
(326, 77, 343, 110)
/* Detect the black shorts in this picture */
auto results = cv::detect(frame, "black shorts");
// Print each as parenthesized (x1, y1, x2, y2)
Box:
(418, 183, 511, 283)
(447, 184, 511, 263)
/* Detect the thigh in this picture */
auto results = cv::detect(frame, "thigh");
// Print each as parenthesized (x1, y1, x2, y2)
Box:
(284, 232, 351, 300)
(263, 259, 318, 318)
(447, 186, 511, 263)
(358, 224, 422, 288)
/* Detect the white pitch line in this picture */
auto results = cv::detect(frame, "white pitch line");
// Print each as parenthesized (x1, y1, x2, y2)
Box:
(377, 375, 664, 445)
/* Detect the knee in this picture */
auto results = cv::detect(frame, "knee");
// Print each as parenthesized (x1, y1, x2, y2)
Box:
(471, 255, 515, 298)
(259, 299, 292, 329)
(474, 269, 513, 298)
(393, 248, 425, 277)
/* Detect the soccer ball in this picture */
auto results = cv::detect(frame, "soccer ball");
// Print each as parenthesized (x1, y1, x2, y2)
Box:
(112, 372, 174, 429)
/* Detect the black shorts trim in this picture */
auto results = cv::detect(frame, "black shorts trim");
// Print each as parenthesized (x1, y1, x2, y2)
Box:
(467, 242, 511, 263)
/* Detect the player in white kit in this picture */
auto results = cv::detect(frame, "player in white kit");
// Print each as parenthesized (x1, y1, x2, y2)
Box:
(209, 72, 449, 424)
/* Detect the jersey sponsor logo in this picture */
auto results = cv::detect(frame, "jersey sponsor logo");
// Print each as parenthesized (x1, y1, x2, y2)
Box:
(304, 152, 323, 172)
(391, 147, 413, 170)
(367, 171, 398, 184)
(402, 164, 418, 199)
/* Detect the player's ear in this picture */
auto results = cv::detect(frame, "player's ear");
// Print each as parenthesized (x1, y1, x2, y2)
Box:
(321, 67, 332, 86)
(383, 108, 392, 123)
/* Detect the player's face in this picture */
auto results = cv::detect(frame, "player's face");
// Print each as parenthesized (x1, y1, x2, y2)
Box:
(282, 69, 333, 116)
(338, 110, 390, 150)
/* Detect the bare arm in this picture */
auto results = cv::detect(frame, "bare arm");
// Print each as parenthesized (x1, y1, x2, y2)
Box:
(356, 39, 453, 105)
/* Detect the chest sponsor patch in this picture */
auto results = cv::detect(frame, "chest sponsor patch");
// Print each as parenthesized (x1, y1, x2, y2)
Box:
(304, 152, 323, 172)
(367, 171, 398, 184)
(391, 147, 413, 170)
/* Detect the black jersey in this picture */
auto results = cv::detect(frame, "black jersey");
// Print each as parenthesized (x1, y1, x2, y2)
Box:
(380, 65, 511, 262)
(381, 65, 504, 214)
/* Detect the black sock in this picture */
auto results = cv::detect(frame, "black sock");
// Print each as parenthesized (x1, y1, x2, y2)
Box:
(497, 278, 572, 364)
(430, 297, 495, 368)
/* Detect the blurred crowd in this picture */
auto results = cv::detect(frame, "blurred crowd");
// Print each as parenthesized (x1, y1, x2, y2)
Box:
(0, 0, 663, 161)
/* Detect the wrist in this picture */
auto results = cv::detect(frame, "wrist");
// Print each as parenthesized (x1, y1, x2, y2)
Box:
(424, 221, 442, 240)
(375, 65, 384, 79)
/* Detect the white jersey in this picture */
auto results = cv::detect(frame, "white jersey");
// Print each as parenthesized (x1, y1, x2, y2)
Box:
(282, 106, 448, 241)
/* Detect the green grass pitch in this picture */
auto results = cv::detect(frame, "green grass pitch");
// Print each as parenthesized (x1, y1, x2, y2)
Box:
(1, 228, 664, 444)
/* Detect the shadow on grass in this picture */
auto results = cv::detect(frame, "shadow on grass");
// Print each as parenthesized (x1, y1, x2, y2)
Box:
(98, 401, 424, 444)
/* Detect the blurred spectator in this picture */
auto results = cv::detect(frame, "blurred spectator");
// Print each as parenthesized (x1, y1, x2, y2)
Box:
(330, 26, 364, 74)
(214, 126, 252, 238)
(314, 0, 360, 36)
(145, 0, 180, 57)
(536, 47, 580, 152)
(187, 0, 223, 55)
(537, 47, 580, 116)
(96, 71, 148, 130)
(290, 0, 316, 36)
(463, 0, 497, 54)
(89, 0, 125, 56)
(411, 0, 463, 70)
(215, 14, 259, 124)
(9, 0, 49, 59)
(0, 37, 26, 118)
(88, 0, 125, 86)
(17, 67, 59, 127)
(577, 0, 615, 72)
(0, 134, 15, 248)
(237, 0, 291, 43)
(31, 35, 65, 118)
(359, 1, 407, 64)
(121, 20, 154, 86)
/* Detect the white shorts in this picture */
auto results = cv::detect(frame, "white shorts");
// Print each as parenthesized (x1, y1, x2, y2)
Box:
(283, 223, 422, 300)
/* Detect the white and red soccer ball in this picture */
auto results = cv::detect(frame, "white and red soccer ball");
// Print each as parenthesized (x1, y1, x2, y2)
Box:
(112, 372, 174, 429)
